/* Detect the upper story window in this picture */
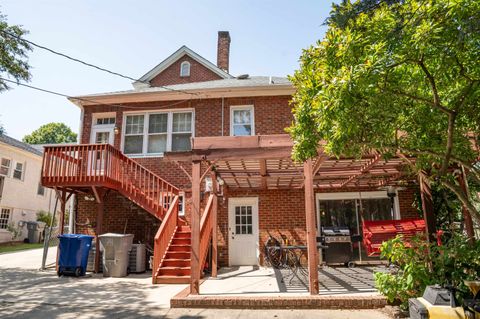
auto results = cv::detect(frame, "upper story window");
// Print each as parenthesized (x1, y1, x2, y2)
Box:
(13, 162, 24, 181)
(37, 182, 45, 196)
(180, 61, 190, 77)
(0, 158, 11, 176)
(230, 105, 255, 136)
(123, 110, 194, 156)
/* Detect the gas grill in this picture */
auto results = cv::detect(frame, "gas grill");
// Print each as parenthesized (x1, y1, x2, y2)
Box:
(320, 226, 354, 266)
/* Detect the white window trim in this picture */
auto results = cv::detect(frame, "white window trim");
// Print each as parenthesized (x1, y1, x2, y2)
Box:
(0, 207, 11, 230)
(0, 157, 12, 178)
(12, 161, 25, 181)
(92, 112, 116, 128)
(178, 192, 185, 216)
(121, 108, 195, 158)
(230, 105, 255, 136)
(180, 61, 191, 77)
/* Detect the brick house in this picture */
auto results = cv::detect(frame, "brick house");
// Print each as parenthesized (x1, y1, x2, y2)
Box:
(42, 31, 428, 295)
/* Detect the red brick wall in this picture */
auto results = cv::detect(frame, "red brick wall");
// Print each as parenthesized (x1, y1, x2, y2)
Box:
(149, 55, 222, 87)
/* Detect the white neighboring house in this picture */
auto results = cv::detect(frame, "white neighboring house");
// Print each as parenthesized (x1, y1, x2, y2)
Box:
(0, 134, 57, 243)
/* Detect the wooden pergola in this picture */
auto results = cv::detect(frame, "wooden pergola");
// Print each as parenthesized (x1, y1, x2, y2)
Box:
(165, 134, 435, 295)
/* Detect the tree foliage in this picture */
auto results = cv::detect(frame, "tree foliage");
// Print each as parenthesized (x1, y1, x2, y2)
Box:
(0, 11, 32, 91)
(23, 122, 77, 144)
(289, 0, 480, 221)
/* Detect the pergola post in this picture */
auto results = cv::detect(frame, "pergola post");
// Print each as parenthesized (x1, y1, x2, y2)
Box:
(211, 170, 218, 278)
(419, 173, 436, 242)
(304, 158, 319, 295)
(190, 160, 201, 294)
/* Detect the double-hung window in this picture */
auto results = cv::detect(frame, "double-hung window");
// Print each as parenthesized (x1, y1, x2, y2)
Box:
(0, 208, 10, 229)
(0, 158, 11, 176)
(123, 110, 193, 156)
(230, 105, 254, 136)
(13, 162, 24, 180)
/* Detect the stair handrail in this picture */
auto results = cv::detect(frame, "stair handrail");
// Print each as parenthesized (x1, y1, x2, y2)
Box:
(42, 144, 180, 217)
(199, 194, 214, 272)
(153, 195, 179, 281)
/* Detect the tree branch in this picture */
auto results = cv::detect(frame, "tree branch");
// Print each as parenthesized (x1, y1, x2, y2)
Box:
(442, 179, 480, 225)
(417, 59, 454, 115)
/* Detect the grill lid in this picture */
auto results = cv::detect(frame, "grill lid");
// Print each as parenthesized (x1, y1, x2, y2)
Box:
(322, 226, 351, 236)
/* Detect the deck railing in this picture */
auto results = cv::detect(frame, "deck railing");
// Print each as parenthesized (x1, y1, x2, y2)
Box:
(152, 195, 179, 280)
(199, 194, 214, 272)
(42, 144, 179, 219)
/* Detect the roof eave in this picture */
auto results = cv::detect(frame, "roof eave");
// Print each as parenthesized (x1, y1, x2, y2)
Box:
(71, 85, 295, 106)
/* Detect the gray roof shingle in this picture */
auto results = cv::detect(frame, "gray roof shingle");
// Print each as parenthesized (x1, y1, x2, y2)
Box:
(0, 134, 43, 157)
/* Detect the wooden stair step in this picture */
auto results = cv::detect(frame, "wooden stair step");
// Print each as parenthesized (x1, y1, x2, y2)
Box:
(158, 267, 191, 276)
(168, 245, 191, 252)
(162, 259, 191, 267)
(154, 275, 190, 284)
(166, 251, 190, 259)
(171, 238, 191, 245)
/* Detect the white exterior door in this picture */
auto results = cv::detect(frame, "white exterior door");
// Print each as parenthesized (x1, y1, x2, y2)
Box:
(90, 127, 114, 145)
(89, 127, 114, 175)
(228, 197, 259, 266)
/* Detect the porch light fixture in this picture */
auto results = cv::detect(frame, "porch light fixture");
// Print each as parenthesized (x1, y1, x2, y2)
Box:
(84, 195, 95, 201)
(114, 126, 120, 135)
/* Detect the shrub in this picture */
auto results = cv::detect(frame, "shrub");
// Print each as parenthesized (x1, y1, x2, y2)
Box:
(374, 234, 480, 310)
(36, 210, 56, 227)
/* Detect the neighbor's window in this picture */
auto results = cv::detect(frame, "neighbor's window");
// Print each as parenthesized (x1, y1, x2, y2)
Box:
(180, 61, 190, 77)
(37, 182, 45, 196)
(123, 111, 193, 155)
(0, 177, 4, 200)
(0, 208, 10, 229)
(231, 106, 254, 136)
(0, 158, 11, 176)
(13, 162, 24, 180)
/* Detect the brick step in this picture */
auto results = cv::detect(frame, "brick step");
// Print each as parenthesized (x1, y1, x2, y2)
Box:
(154, 275, 190, 284)
(171, 238, 191, 245)
(168, 245, 191, 252)
(166, 251, 190, 259)
(162, 259, 191, 267)
(158, 266, 191, 276)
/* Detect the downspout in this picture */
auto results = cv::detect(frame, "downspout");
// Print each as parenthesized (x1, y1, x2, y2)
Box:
(69, 104, 84, 234)
(221, 96, 224, 136)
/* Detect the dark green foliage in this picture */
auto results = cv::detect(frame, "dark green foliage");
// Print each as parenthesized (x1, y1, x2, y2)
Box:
(23, 123, 77, 144)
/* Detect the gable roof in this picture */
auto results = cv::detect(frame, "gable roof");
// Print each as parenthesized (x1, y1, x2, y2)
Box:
(133, 45, 233, 88)
(0, 134, 43, 157)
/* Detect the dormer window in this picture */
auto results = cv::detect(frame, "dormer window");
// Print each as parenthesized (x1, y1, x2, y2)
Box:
(180, 61, 190, 77)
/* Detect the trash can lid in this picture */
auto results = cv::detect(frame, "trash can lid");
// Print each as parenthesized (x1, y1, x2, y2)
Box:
(58, 234, 94, 239)
(98, 233, 134, 238)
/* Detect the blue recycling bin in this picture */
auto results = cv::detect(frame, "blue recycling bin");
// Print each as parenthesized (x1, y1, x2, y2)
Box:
(57, 234, 94, 277)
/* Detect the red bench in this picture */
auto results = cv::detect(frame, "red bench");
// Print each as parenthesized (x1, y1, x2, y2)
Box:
(362, 219, 429, 256)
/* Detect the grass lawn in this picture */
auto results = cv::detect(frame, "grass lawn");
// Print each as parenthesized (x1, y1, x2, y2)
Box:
(0, 242, 47, 254)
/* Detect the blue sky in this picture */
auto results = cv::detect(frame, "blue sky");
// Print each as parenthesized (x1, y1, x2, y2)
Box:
(0, 1, 336, 140)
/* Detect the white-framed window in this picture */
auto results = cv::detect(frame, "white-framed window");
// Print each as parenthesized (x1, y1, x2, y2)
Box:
(93, 112, 116, 126)
(180, 61, 190, 77)
(163, 193, 185, 216)
(37, 182, 45, 196)
(230, 105, 255, 136)
(0, 208, 11, 229)
(0, 176, 4, 200)
(122, 110, 194, 156)
(0, 158, 11, 176)
(13, 162, 24, 180)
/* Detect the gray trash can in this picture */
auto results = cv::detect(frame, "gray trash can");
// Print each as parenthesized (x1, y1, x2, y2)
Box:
(26, 221, 41, 243)
(99, 233, 134, 277)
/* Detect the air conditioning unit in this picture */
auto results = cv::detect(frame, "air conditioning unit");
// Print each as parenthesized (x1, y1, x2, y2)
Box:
(129, 244, 146, 273)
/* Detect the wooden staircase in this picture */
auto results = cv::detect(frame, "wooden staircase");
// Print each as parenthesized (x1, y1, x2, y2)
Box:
(155, 225, 191, 283)
(41, 144, 215, 285)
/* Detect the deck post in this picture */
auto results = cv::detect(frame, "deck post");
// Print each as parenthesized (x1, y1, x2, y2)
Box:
(190, 160, 201, 294)
(419, 173, 436, 242)
(304, 158, 319, 295)
(92, 186, 105, 274)
(457, 172, 475, 243)
(56, 189, 67, 270)
(211, 170, 218, 278)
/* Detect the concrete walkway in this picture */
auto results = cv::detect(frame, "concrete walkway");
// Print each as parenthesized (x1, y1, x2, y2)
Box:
(0, 249, 391, 318)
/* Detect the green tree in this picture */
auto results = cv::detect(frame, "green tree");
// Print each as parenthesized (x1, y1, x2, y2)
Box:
(23, 122, 77, 144)
(0, 11, 32, 91)
(289, 0, 480, 221)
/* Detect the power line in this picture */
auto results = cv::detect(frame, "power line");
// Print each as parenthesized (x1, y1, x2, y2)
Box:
(0, 77, 193, 110)
(0, 29, 198, 96)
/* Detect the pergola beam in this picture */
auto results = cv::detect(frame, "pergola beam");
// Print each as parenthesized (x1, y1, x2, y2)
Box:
(340, 154, 382, 187)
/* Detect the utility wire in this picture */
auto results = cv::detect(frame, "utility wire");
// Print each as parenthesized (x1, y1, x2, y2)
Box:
(0, 29, 198, 96)
(0, 77, 193, 110)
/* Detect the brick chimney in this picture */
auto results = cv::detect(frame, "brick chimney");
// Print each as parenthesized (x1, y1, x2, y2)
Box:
(217, 31, 231, 73)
